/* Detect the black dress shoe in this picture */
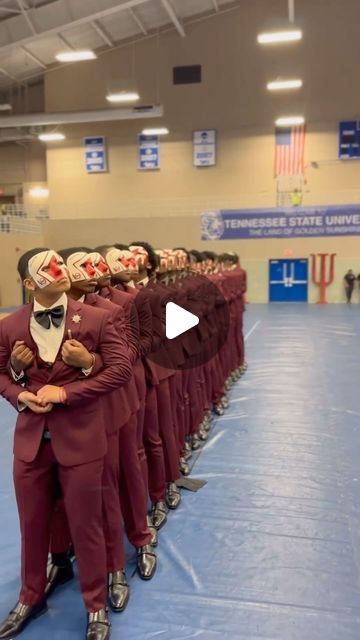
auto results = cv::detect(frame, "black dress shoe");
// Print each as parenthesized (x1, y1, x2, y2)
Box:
(213, 404, 224, 416)
(137, 545, 157, 580)
(198, 427, 209, 441)
(86, 609, 111, 640)
(108, 570, 129, 612)
(45, 560, 74, 597)
(190, 434, 201, 450)
(0, 601, 48, 639)
(183, 441, 192, 460)
(151, 501, 168, 530)
(166, 482, 181, 510)
(147, 515, 158, 547)
(179, 457, 190, 476)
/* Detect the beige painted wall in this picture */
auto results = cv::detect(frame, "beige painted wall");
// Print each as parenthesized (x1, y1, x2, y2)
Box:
(0, 142, 46, 198)
(1, 0, 360, 306)
(43, 0, 360, 220)
(0, 232, 44, 307)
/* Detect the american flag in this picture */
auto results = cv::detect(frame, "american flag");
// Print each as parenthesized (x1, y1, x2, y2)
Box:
(274, 125, 306, 176)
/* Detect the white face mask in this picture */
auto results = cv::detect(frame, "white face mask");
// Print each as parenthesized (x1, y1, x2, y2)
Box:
(106, 248, 139, 275)
(28, 250, 68, 289)
(65, 252, 97, 282)
(129, 245, 149, 269)
(105, 248, 126, 275)
(88, 252, 111, 278)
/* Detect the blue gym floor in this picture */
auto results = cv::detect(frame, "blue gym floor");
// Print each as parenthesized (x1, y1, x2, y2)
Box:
(1, 304, 360, 639)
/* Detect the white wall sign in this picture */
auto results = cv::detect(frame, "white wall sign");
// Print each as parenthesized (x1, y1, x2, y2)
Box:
(138, 134, 160, 170)
(193, 130, 216, 167)
(84, 137, 107, 173)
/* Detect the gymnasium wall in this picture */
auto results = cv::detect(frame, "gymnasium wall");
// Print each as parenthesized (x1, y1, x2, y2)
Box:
(1, 0, 360, 306)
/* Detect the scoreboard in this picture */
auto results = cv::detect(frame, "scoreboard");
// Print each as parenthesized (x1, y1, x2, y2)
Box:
(339, 120, 360, 159)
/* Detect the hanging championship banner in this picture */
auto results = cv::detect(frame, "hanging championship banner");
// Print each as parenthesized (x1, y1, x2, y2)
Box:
(193, 130, 216, 167)
(138, 135, 160, 170)
(84, 136, 107, 173)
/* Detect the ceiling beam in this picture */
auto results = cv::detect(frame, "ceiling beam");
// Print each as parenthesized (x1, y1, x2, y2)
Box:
(288, 0, 295, 23)
(0, 0, 153, 55)
(57, 32, 74, 49)
(0, 67, 25, 87)
(160, 0, 185, 37)
(22, 45, 47, 69)
(211, 0, 219, 11)
(0, 7, 22, 14)
(129, 7, 147, 35)
(91, 20, 113, 47)
(16, 0, 37, 35)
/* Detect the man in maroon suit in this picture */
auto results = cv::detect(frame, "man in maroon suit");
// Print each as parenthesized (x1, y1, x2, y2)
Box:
(0, 248, 132, 640)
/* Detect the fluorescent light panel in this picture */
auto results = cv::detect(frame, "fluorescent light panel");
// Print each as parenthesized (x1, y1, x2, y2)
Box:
(38, 132, 65, 141)
(267, 79, 303, 91)
(275, 116, 305, 127)
(142, 127, 169, 135)
(106, 92, 140, 103)
(29, 187, 49, 198)
(55, 50, 97, 62)
(258, 30, 302, 44)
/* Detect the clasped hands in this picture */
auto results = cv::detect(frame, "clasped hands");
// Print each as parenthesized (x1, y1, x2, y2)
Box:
(12, 338, 93, 414)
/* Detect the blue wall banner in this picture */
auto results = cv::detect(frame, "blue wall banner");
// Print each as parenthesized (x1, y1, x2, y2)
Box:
(138, 134, 160, 170)
(84, 136, 107, 173)
(201, 205, 360, 240)
(193, 130, 216, 167)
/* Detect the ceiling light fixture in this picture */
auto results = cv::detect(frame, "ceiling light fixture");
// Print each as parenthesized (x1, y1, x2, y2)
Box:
(29, 187, 49, 198)
(142, 127, 169, 136)
(257, 30, 302, 44)
(275, 116, 305, 127)
(106, 92, 140, 103)
(267, 79, 303, 91)
(38, 132, 65, 141)
(55, 50, 97, 62)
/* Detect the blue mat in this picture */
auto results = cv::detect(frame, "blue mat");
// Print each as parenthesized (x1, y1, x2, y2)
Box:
(1, 304, 360, 639)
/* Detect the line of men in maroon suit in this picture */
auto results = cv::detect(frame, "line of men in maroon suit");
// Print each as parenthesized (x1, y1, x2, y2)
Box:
(0, 242, 246, 640)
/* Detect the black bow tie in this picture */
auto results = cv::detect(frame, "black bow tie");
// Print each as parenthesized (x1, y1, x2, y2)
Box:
(34, 305, 65, 330)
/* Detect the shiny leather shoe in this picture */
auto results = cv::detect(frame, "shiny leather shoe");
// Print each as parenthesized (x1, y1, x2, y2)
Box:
(151, 501, 168, 530)
(190, 434, 201, 450)
(86, 609, 111, 640)
(166, 482, 181, 510)
(198, 427, 209, 441)
(0, 601, 47, 639)
(183, 442, 192, 461)
(108, 571, 129, 613)
(213, 404, 224, 416)
(137, 545, 157, 580)
(45, 560, 74, 597)
(147, 515, 158, 547)
(179, 457, 190, 476)
(202, 419, 212, 432)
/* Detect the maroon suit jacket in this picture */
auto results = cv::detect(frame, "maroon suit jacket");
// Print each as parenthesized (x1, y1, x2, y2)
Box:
(0, 298, 132, 466)
(85, 293, 139, 424)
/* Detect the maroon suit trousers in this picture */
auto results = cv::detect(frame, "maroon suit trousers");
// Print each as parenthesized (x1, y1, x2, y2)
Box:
(119, 414, 151, 549)
(143, 384, 166, 504)
(14, 441, 107, 612)
(156, 377, 180, 482)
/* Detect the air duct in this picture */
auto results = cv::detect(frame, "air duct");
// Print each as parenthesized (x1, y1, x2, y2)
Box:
(0, 105, 163, 128)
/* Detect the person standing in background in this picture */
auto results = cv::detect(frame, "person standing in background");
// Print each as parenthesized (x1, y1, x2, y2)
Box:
(344, 269, 356, 303)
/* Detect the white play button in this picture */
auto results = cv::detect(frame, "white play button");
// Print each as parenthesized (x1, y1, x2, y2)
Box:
(166, 302, 199, 340)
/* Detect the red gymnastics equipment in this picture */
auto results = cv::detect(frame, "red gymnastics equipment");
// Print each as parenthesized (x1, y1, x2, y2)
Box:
(310, 253, 336, 304)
